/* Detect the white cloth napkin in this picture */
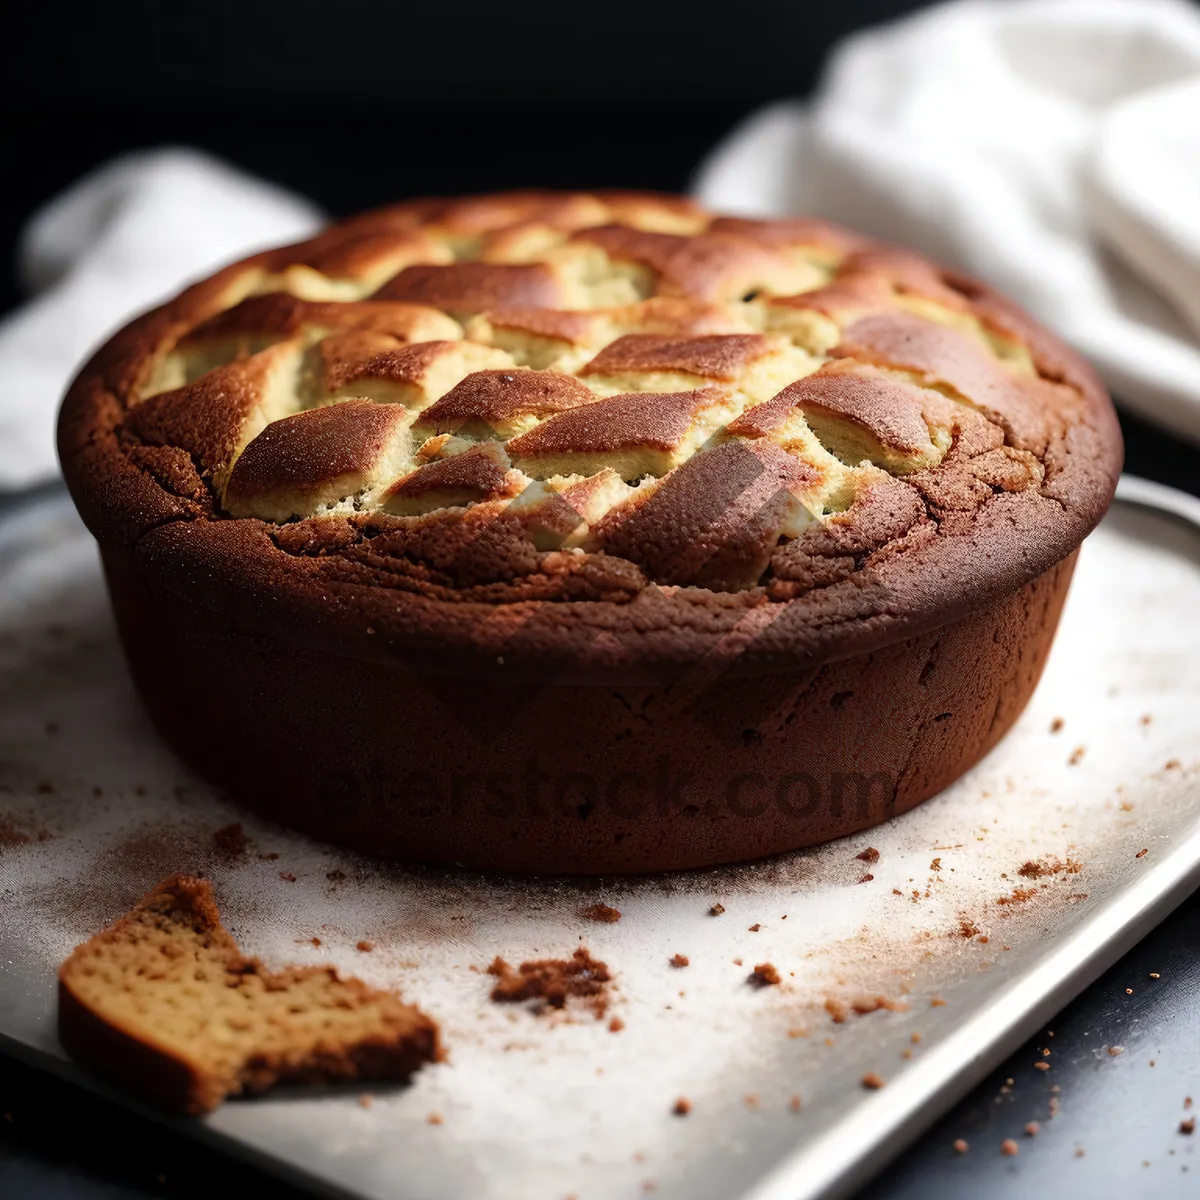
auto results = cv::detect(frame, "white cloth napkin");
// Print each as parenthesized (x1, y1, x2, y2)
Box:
(0, 148, 323, 490)
(694, 0, 1200, 444)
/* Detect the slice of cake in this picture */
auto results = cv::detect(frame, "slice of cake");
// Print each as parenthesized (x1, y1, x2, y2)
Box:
(58, 875, 440, 1115)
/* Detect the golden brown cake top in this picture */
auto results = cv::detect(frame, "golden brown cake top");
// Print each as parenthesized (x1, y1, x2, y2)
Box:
(58, 190, 1121, 681)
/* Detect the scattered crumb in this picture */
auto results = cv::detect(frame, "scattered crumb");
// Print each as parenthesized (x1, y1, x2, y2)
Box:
(1025, 1122, 1040, 1137)
(356, 940, 374, 953)
(1150, 973, 1160, 979)
(825, 997, 850, 1023)
(427, 1113, 443, 1126)
(608, 1016, 625, 1033)
(1068, 746, 1085, 766)
(859, 874, 875, 884)
(1107, 1045, 1124, 1057)
(1165, 759, 1181, 770)
(748, 962, 781, 988)
(487, 947, 612, 1018)
(748, 923, 761, 932)
(1018, 857, 1083, 879)
(931, 997, 946, 1007)
(669, 954, 689, 969)
(743, 1094, 760, 1110)
(857, 847, 880, 863)
(1075, 1147, 1085, 1158)
(581, 903, 622, 924)
(1034, 1062, 1050, 1071)
(672, 1097, 691, 1117)
(358, 1094, 373, 1109)
(861, 1073, 886, 1090)
(732, 958, 743, 967)
(911, 1032, 923, 1044)
(930, 857, 942, 871)
(787, 1027, 807, 1039)
(278, 871, 296, 883)
(1139, 714, 1152, 726)
(789, 1095, 802, 1113)
(1001, 1139, 1019, 1157)
(310, 937, 322, 947)
(1181, 1118, 1195, 1135)
(1136, 848, 1149, 858)
(953, 1138, 969, 1153)
(708, 903, 725, 917)
(212, 822, 248, 858)
(1050, 717, 1064, 733)
(1126, 988, 1133, 995)
(957, 917, 982, 939)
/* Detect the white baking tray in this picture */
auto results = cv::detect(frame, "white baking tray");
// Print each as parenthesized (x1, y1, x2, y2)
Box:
(1, 476, 1198, 1200)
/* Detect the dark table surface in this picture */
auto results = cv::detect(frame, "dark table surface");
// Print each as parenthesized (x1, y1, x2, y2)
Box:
(1, 408, 1197, 1198)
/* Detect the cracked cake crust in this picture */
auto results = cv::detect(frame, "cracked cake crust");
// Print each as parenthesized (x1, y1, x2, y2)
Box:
(58, 191, 1119, 683)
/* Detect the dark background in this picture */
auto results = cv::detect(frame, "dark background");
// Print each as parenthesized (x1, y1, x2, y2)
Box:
(1, 1, 1197, 1197)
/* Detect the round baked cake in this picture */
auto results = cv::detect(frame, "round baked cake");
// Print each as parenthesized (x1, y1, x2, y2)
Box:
(59, 191, 1122, 874)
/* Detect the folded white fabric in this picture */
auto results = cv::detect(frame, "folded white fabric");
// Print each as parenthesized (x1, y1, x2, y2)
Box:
(0, 148, 324, 490)
(695, 0, 1200, 443)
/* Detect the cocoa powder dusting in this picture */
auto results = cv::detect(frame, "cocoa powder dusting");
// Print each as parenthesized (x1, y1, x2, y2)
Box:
(488, 947, 612, 1018)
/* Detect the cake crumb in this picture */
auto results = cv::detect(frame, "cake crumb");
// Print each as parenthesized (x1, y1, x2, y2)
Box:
(1025, 1122, 1040, 1137)
(427, 1112, 443, 1126)
(748, 923, 761, 932)
(310, 937, 322, 947)
(1107, 1045, 1123, 1056)
(1136, 848, 1149, 858)
(1180, 1118, 1195, 1135)
(669, 954, 689, 968)
(1034, 1062, 1050, 1071)
(1001, 1138, 1019, 1157)
(857, 847, 880, 863)
(487, 947, 611, 1018)
(931, 997, 946, 1007)
(861, 1072, 886, 1090)
(1050, 717, 1064, 733)
(1067, 746, 1085, 766)
(581, 903, 622, 924)
(672, 1097, 691, 1116)
(212, 823, 248, 858)
(743, 1094, 760, 1110)
(953, 1138, 969, 1154)
(358, 1093, 373, 1109)
(608, 1016, 625, 1033)
(789, 1095, 802, 1113)
(748, 962, 780, 988)
(279, 871, 296, 882)
(356, 940, 374, 953)
(859, 874, 875, 883)
(708, 903, 725, 916)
